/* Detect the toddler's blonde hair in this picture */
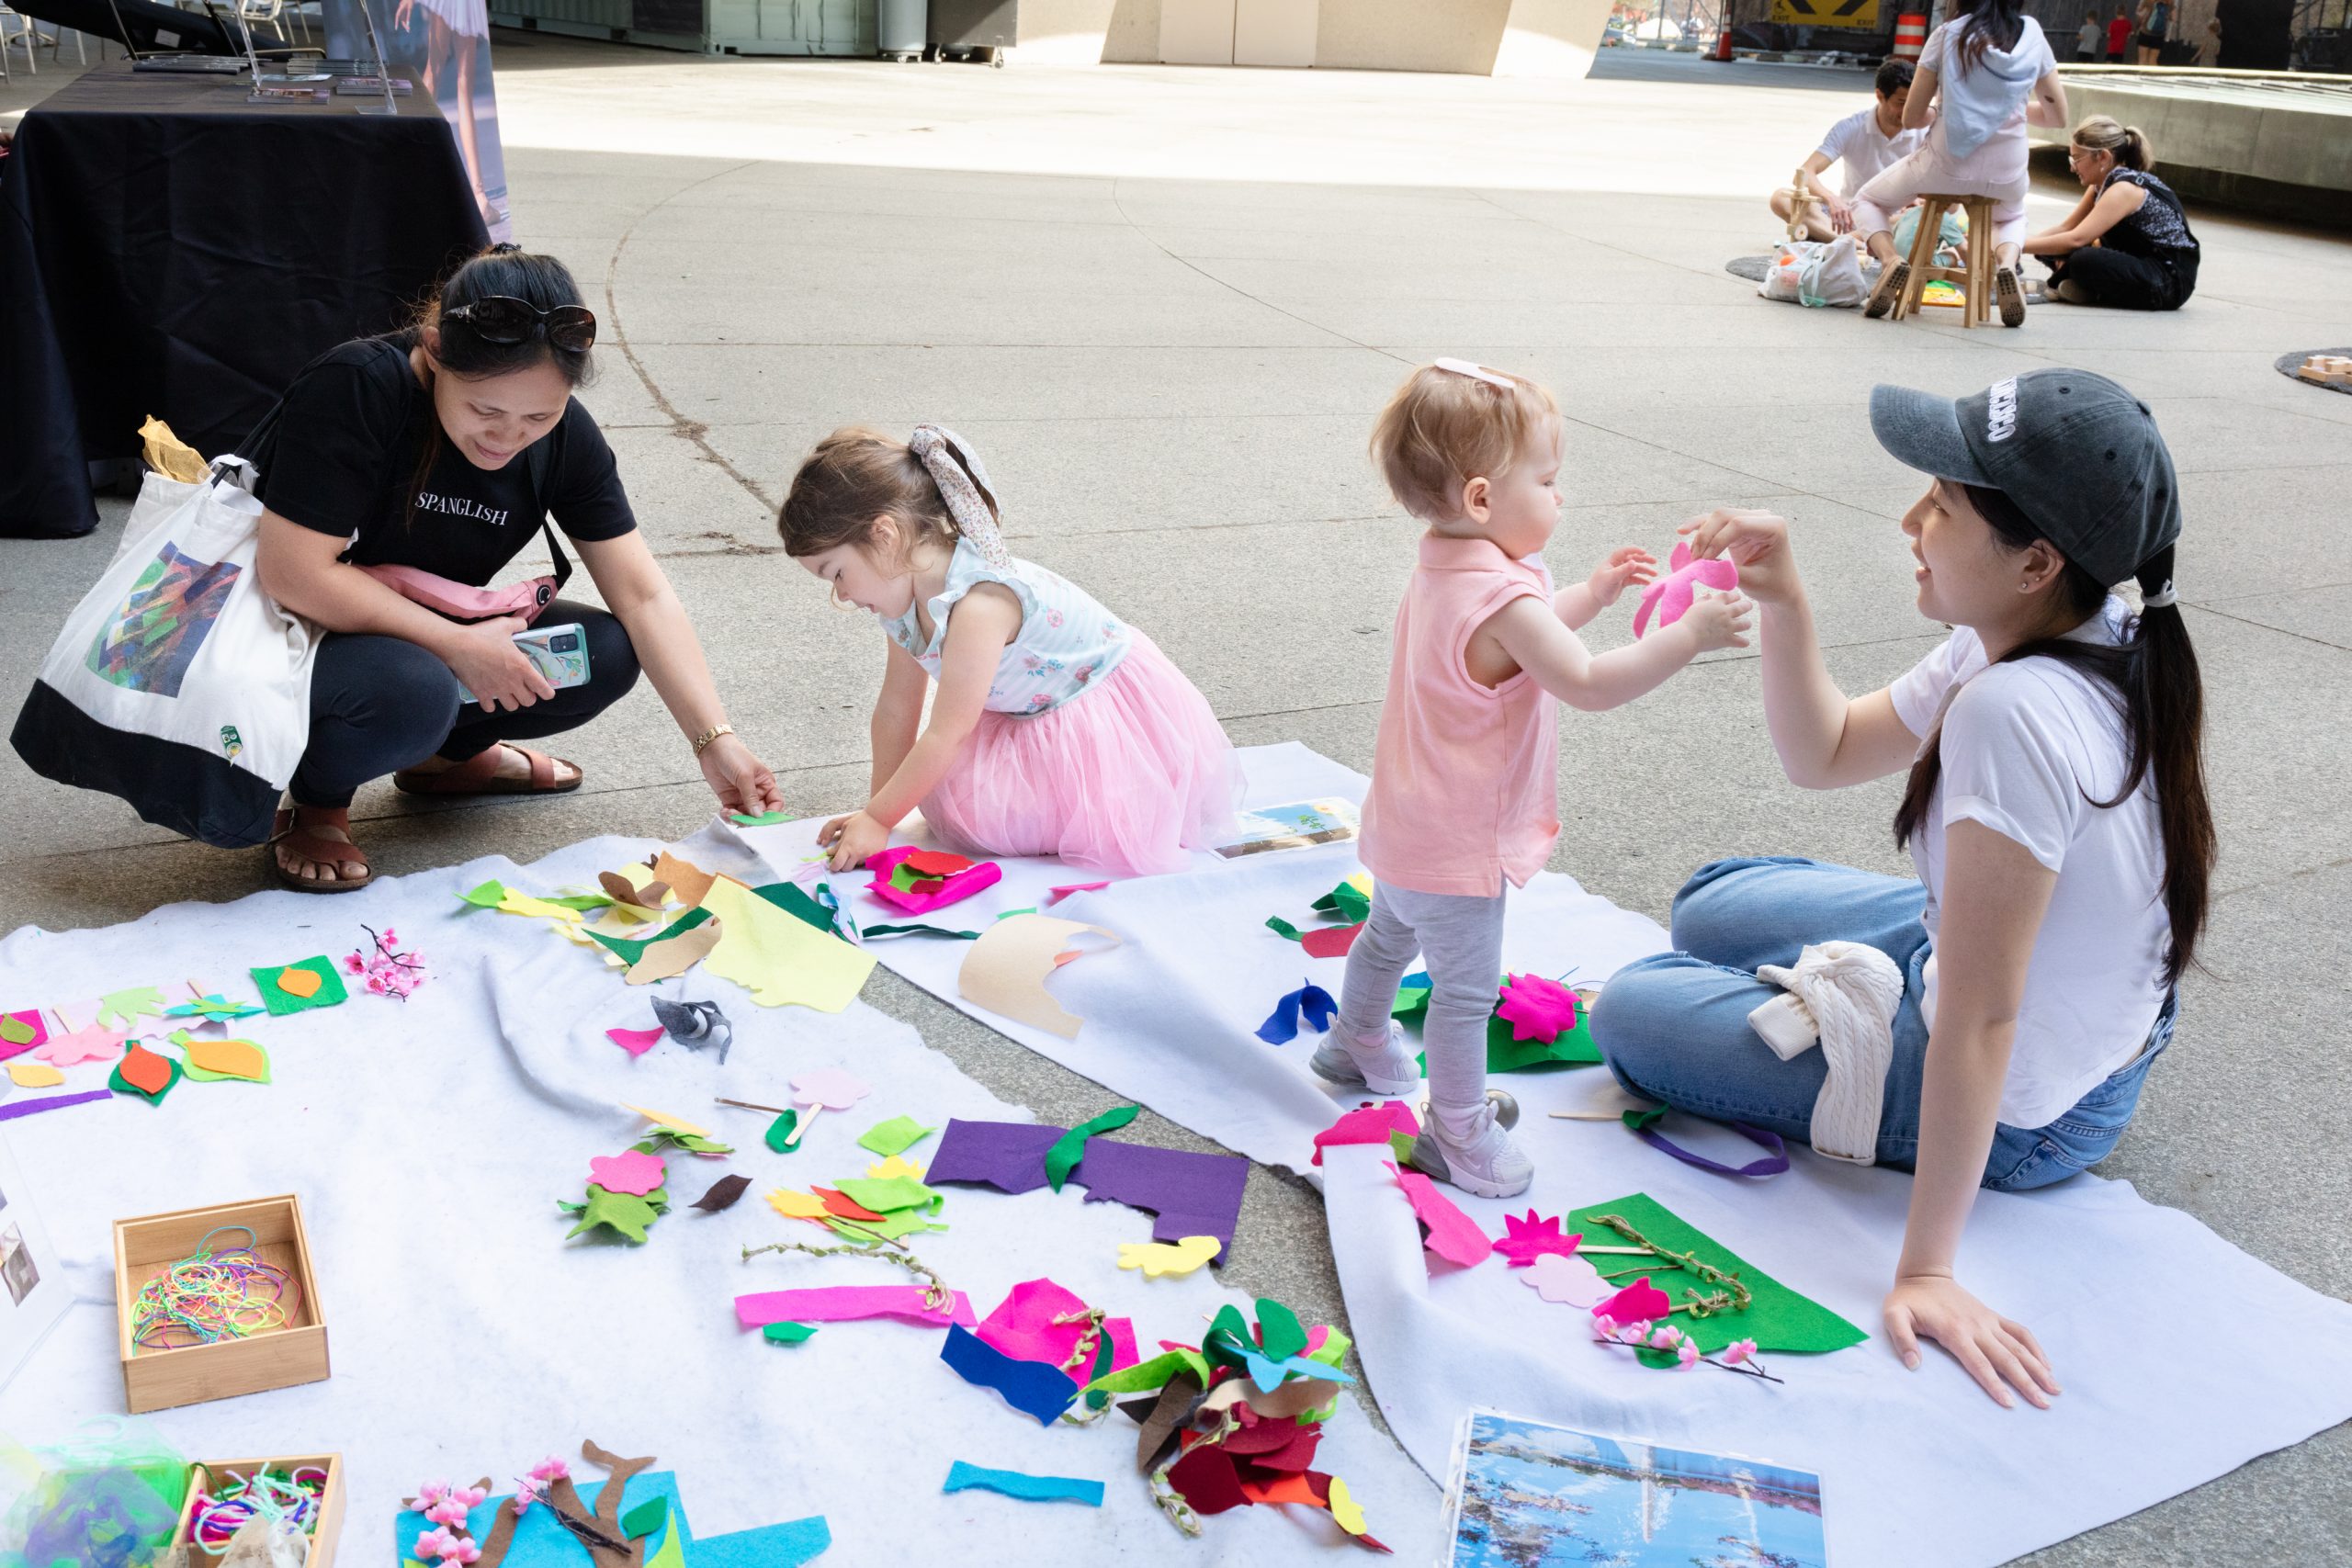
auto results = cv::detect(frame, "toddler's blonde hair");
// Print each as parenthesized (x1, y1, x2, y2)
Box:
(1369, 362, 1560, 525)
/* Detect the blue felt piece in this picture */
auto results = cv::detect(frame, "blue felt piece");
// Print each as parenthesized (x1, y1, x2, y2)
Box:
(939, 1323, 1078, 1426)
(394, 1472, 684, 1566)
(694, 1517, 834, 1567)
(1253, 980, 1336, 1045)
(942, 1461, 1105, 1508)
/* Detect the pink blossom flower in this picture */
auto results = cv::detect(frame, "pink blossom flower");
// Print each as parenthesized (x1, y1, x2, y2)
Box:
(1723, 1338, 1758, 1367)
(511, 1482, 539, 1517)
(1592, 1314, 1616, 1339)
(454, 1485, 488, 1509)
(1648, 1325, 1682, 1350)
(425, 1497, 469, 1526)
(530, 1458, 571, 1483)
(1675, 1337, 1702, 1371)
(345, 953, 366, 974)
(415, 1528, 455, 1559)
(437, 1540, 481, 1566)
(1616, 1320, 1652, 1344)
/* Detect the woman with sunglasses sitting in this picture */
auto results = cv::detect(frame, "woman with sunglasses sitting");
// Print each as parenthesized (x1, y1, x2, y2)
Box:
(251, 245, 782, 891)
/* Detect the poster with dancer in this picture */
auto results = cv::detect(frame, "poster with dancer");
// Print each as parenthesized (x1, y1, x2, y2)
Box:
(0, 1135, 70, 1394)
(323, 0, 514, 239)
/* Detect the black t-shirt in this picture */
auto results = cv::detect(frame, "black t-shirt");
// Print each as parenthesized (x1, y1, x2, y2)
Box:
(257, 335, 636, 587)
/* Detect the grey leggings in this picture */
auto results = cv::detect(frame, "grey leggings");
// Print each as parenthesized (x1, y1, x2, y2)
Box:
(1336, 880, 1509, 1113)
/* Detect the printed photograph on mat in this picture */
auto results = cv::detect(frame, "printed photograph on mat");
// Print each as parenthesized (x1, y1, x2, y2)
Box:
(1215, 797, 1360, 858)
(323, 0, 514, 238)
(1443, 1409, 1826, 1568)
(0, 1136, 71, 1390)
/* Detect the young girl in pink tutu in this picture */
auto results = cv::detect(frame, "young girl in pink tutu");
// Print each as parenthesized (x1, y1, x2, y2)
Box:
(781, 424, 1242, 879)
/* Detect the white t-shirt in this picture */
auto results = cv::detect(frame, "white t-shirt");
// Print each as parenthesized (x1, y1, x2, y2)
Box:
(1922, 16, 2055, 162)
(1887, 598, 2169, 1128)
(1816, 107, 1928, 199)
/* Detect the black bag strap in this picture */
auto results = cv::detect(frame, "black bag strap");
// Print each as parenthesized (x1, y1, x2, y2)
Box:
(524, 421, 573, 603)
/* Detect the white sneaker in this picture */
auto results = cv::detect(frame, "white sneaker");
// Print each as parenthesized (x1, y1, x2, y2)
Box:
(1408, 1099, 1534, 1199)
(1308, 1020, 1424, 1097)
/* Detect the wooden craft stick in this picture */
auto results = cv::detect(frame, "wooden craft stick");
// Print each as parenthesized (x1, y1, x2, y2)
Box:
(715, 1097, 793, 1115)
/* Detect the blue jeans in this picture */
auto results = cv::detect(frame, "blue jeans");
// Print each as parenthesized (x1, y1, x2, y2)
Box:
(1588, 857, 2176, 1190)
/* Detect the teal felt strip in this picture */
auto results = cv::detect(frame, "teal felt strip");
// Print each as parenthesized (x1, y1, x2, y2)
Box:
(942, 1461, 1103, 1508)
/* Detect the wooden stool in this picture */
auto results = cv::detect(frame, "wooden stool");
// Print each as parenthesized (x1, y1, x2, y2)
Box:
(1889, 194, 1996, 328)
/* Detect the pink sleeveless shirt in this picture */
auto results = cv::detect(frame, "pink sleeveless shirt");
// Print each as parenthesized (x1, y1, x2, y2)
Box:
(1360, 536, 1560, 897)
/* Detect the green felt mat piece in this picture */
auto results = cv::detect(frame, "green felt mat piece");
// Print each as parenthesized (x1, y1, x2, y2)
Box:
(1563, 1190, 1867, 1357)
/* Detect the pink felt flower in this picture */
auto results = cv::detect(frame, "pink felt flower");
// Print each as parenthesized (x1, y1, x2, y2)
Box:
(1724, 1338, 1758, 1367)
(1633, 541, 1740, 639)
(1495, 975, 1581, 1043)
(589, 1148, 666, 1197)
(1675, 1337, 1703, 1371)
(1594, 1277, 1672, 1325)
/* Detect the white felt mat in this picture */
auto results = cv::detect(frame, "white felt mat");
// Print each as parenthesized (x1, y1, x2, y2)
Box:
(0, 838, 1440, 1563)
(741, 743, 2352, 1564)
(730, 742, 1670, 1174)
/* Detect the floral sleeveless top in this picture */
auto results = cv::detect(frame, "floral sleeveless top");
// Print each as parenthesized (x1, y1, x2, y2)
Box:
(883, 537, 1132, 715)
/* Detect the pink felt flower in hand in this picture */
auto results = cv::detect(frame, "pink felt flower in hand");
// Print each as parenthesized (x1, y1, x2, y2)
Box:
(1595, 1277, 1673, 1325)
(1495, 976, 1581, 1044)
(1633, 541, 1739, 639)
(589, 1148, 666, 1197)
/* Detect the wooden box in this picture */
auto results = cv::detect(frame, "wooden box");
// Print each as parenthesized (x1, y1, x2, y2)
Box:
(169, 1452, 345, 1568)
(114, 1194, 329, 1415)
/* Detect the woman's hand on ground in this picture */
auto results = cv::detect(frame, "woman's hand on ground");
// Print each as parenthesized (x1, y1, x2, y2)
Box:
(439, 617, 555, 713)
(698, 733, 782, 818)
(1680, 508, 1801, 604)
(1586, 547, 1658, 608)
(1885, 1272, 2060, 1410)
(817, 809, 890, 872)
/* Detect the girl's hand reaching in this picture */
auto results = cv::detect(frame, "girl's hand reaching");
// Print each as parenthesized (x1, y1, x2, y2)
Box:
(818, 808, 891, 873)
(1885, 1272, 2060, 1410)
(1678, 587, 1753, 652)
(1587, 547, 1659, 609)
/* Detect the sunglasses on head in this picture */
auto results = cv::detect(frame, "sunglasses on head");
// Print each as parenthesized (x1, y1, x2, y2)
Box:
(444, 296, 597, 354)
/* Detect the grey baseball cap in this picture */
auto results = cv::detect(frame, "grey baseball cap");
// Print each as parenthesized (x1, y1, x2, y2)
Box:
(1869, 369, 2180, 587)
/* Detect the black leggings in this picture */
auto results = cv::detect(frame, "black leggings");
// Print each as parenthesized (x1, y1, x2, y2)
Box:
(2046, 246, 2198, 311)
(290, 601, 640, 809)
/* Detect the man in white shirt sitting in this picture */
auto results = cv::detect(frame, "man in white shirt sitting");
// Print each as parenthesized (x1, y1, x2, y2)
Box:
(1770, 60, 1927, 242)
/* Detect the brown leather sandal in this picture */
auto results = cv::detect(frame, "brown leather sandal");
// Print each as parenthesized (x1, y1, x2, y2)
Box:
(268, 807, 375, 894)
(392, 744, 583, 798)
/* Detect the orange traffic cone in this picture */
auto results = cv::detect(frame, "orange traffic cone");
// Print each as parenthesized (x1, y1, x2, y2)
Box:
(1711, 24, 1735, 60)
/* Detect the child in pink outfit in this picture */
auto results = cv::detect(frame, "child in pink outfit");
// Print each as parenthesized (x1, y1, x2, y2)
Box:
(1316, 361, 1752, 1198)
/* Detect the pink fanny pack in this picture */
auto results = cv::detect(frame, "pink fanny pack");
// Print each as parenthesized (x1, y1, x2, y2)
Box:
(355, 515, 572, 626)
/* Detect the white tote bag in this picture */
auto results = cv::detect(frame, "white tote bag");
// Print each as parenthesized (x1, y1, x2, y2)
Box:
(9, 448, 322, 849)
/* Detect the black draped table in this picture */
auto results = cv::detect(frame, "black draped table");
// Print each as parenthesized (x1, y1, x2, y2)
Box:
(0, 63, 489, 538)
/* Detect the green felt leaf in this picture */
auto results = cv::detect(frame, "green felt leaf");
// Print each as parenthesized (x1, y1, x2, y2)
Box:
(822, 1211, 944, 1243)
(856, 1115, 935, 1157)
(888, 862, 932, 893)
(1203, 1303, 1253, 1371)
(752, 881, 840, 936)
(863, 922, 980, 941)
(729, 809, 794, 827)
(1265, 917, 1306, 943)
(108, 1053, 183, 1105)
(1414, 1010, 1601, 1076)
(458, 879, 508, 909)
(1561, 1191, 1868, 1357)
(763, 1321, 819, 1345)
(1044, 1102, 1141, 1192)
(566, 1184, 662, 1244)
(1255, 1299, 1307, 1362)
(635, 1130, 735, 1156)
(1310, 879, 1372, 925)
(1623, 1105, 1669, 1133)
(831, 1175, 943, 1214)
(0, 1017, 32, 1044)
(764, 1111, 800, 1153)
(1390, 984, 1431, 1027)
(586, 906, 716, 966)
(1082, 1317, 1116, 1410)
(1385, 1131, 1417, 1163)
(1083, 1348, 1214, 1399)
(620, 1496, 669, 1540)
(643, 1501, 687, 1568)
(542, 893, 616, 912)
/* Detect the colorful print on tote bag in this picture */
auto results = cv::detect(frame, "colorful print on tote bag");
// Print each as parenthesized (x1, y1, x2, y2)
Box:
(85, 542, 243, 698)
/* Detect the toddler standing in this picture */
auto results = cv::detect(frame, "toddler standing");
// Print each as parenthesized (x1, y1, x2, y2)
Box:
(1314, 362, 1751, 1197)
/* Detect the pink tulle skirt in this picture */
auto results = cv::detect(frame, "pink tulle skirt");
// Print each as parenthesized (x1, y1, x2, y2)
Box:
(922, 631, 1243, 879)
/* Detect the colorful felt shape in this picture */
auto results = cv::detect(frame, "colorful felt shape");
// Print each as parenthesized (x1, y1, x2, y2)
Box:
(865, 845, 1001, 914)
(729, 808, 794, 826)
(0, 1089, 113, 1122)
(650, 850, 718, 908)
(942, 1462, 1103, 1508)
(6, 1060, 64, 1089)
(162, 993, 264, 1023)
(624, 1103, 714, 1138)
(1044, 881, 1110, 906)
(651, 998, 731, 1057)
(735, 1285, 977, 1328)
(865, 1155, 926, 1181)
(0, 1010, 48, 1060)
(1203, 1302, 1354, 1395)
(33, 1021, 127, 1067)
(1492, 1211, 1582, 1268)
(111, 1043, 180, 1102)
(1313, 875, 1374, 926)
(1634, 539, 1740, 638)
(600, 870, 671, 911)
(252, 958, 346, 1016)
(586, 906, 715, 967)
(1310, 1101, 1419, 1167)
(179, 1037, 269, 1084)
(1326, 1475, 1370, 1538)
(1594, 1277, 1673, 1324)
(691, 1174, 752, 1213)
(1622, 1104, 1792, 1178)
(974, 1280, 1140, 1382)
(831, 1175, 942, 1214)
(1522, 1251, 1610, 1307)
(619, 1494, 670, 1540)
(958, 914, 1119, 1039)
(625, 918, 725, 985)
(566, 1185, 664, 1243)
(1495, 974, 1580, 1043)
(941, 1323, 1079, 1425)
(1566, 1191, 1867, 1355)
(822, 1209, 944, 1244)
(767, 1188, 829, 1220)
(1300, 922, 1366, 960)
(856, 1114, 934, 1157)
(607, 1025, 665, 1058)
(764, 1112, 801, 1154)
(590, 1149, 668, 1197)
(1386, 1162, 1491, 1270)
(861, 921, 981, 941)
(924, 1118, 1250, 1260)
(1166, 1447, 1250, 1516)
(755, 880, 844, 937)
(696, 876, 877, 1011)
(812, 1187, 888, 1223)
(1255, 982, 1336, 1045)
(1117, 1235, 1223, 1278)
(1044, 1102, 1139, 1192)
(763, 1321, 818, 1344)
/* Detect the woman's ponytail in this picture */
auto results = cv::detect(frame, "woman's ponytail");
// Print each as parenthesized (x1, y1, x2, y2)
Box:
(2073, 115, 2155, 171)
(2126, 543, 2213, 987)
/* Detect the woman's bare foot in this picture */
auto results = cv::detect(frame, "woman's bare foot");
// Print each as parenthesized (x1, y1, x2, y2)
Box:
(402, 744, 582, 788)
(276, 807, 368, 886)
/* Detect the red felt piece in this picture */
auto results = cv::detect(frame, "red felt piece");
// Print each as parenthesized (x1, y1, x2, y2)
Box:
(1299, 921, 1365, 960)
(903, 877, 945, 897)
(1240, 1473, 1324, 1508)
(119, 1044, 174, 1096)
(901, 849, 976, 877)
(1166, 1447, 1250, 1516)
(1223, 1416, 1301, 1455)
(814, 1187, 888, 1223)
(1239, 1426, 1323, 1474)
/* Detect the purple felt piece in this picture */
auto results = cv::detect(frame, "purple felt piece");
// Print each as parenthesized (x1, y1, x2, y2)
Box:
(1630, 1118, 1791, 1179)
(1073, 1140, 1249, 1260)
(925, 1119, 1066, 1195)
(0, 1089, 113, 1122)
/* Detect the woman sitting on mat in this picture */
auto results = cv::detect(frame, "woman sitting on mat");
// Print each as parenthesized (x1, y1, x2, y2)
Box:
(1589, 369, 2211, 1409)
(2023, 118, 2199, 311)
(254, 244, 780, 891)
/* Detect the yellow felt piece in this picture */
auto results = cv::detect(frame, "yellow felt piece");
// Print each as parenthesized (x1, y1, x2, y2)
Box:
(185, 1037, 269, 1081)
(697, 876, 876, 1012)
(623, 1103, 713, 1138)
(864, 1155, 927, 1181)
(498, 891, 584, 922)
(767, 1188, 828, 1220)
(7, 1060, 65, 1089)
(1327, 1475, 1366, 1536)
(958, 914, 1121, 1039)
(1115, 1235, 1222, 1279)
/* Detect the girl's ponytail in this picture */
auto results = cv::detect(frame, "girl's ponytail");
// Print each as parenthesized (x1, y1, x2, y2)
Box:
(2126, 543, 2214, 986)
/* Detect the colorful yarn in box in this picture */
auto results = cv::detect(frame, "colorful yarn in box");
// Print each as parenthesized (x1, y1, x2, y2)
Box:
(129, 1225, 300, 1352)
(189, 1464, 329, 1546)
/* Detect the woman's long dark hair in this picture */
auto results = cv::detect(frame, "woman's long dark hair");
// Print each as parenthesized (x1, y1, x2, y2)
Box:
(1950, 0, 2027, 73)
(1894, 482, 2213, 987)
(404, 246, 595, 522)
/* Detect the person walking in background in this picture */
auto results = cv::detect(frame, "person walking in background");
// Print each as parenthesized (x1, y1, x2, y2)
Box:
(2075, 10, 2103, 62)
(2106, 6, 2132, 60)
(2135, 0, 2170, 62)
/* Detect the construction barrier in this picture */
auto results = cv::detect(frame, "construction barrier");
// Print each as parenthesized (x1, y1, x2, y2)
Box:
(1893, 11, 1927, 59)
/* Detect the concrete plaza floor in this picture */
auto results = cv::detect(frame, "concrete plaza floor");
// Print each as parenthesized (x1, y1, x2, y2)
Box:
(6, 40, 2351, 1563)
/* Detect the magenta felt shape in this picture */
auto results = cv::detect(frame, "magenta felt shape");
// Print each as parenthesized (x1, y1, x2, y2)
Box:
(1311, 1101, 1420, 1167)
(1495, 975, 1580, 1043)
(1492, 1211, 1583, 1268)
(1386, 1161, 1491, 1270)
(1595, 1277, 1674, 1323)
(590, 1149, 666, 1196)
(605, 1026, 664, 1058)
(975, 1279, 1141, 1378)
(1633, 542, 1738, 638)
(736, 1285, 977, 1328)
(865, 846, 1002, 915)
(0, 1010, 47, 1062)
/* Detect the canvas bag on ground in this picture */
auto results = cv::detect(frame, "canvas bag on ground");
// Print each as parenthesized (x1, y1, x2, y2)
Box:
(9, 438, 320, 851)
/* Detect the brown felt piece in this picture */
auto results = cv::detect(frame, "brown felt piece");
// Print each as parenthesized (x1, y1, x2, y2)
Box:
(1200, 1375, 1340, 1421)
(691, 1174, 752, 1213)
(650, 852, 717, 907)
(1132, 1373, 1202, 1474)
(1165, 1445, 1249, 1516)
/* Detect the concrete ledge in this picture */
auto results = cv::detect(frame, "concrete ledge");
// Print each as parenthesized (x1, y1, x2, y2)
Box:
(1016, 0, 1609, 76)
(2038, 68, 2352, 225)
